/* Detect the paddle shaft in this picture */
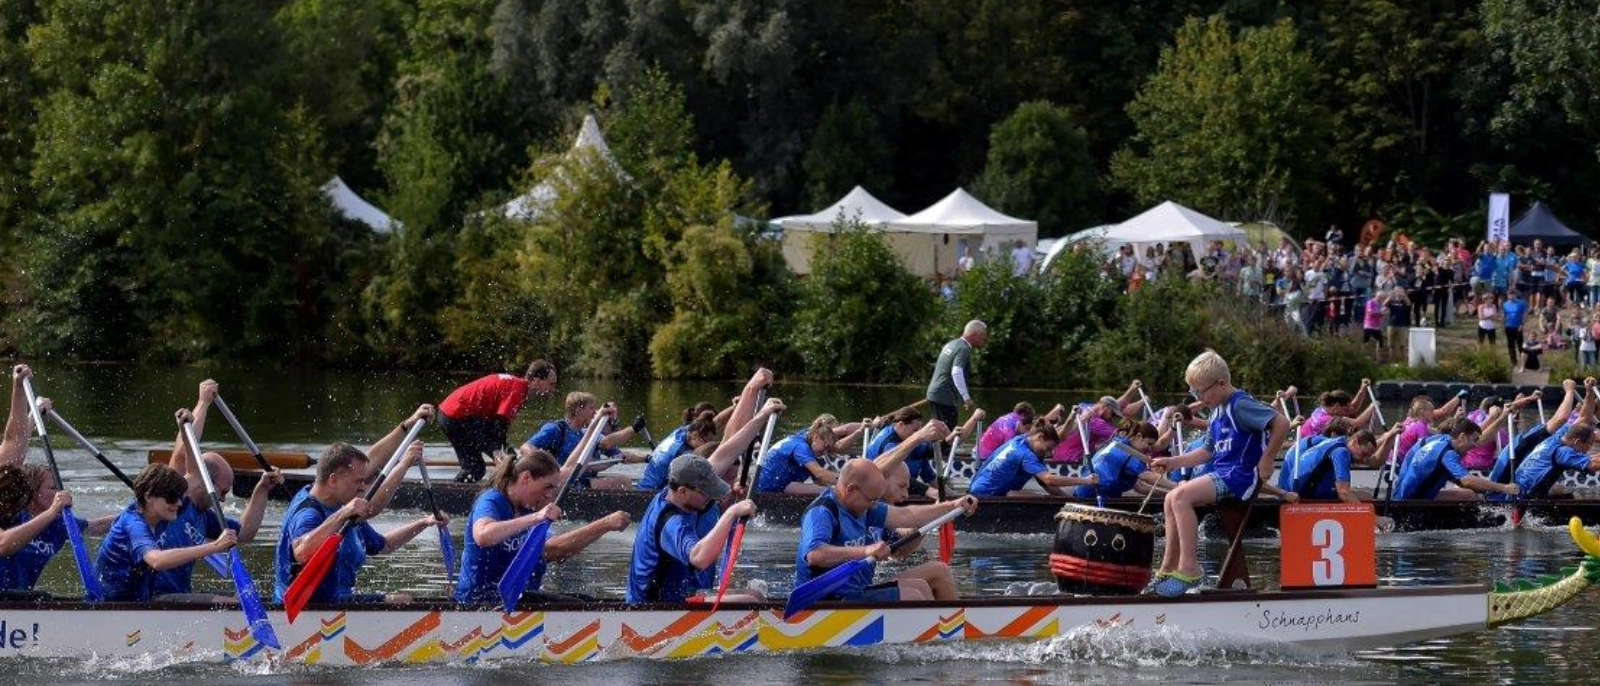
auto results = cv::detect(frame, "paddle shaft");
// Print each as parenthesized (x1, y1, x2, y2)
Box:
(890, 506, 967, 556)
(179, 423, 232, 539)
(1367, 386, 1385, 428)
(46, 409, 133, 488)
(213, 395, 278, 472)
(711, 409, 781, 611)
(21, 378, 103, 601)
(1137, 387, 1155, 423)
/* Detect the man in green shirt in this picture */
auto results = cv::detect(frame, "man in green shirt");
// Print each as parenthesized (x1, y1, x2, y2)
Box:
(926, 320, 987, 428)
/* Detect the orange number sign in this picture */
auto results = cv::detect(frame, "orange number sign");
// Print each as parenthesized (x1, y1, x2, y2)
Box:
(1279, 503, 1377, 589)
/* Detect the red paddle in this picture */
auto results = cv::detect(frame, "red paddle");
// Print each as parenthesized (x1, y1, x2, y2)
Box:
(284, 421, 425, 623)
(936, 436, 958, 564)
(709, 409, 780, 613)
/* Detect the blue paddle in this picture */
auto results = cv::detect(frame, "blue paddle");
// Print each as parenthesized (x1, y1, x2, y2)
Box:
(21, 378, 104, 601)
(496, 411, 606, 612)
(49, 408, 231, 579)
(180, 419, 281, 650)
(783, 506, 966, 620)
(414, 439, 456, 583)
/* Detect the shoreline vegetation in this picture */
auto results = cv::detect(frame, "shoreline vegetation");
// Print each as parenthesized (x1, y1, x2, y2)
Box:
(1, 2, 1593, 398)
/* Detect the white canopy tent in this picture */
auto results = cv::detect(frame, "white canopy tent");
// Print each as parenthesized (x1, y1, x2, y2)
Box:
(321, 176, 397, 234)
(1064, 201, 1245, 258)
(888, 188, 1038, 279)
(500, 114, 628, 222)
(773, 186, 907, 275)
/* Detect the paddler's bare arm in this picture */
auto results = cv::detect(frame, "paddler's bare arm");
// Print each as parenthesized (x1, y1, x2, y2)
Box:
(545, 511, 631, 560)
(723, 369, 773, 443)
(707, 398, 784, 475)
(169, 380, 217, 475)
(367, 439, 422, 515)
(365, 404, 434, 472)
(885, 495, 976, 529)
(688, 500, 754, 570)
(0, 365, 31, 467)
(292, 498, 368, 563)
(872, 421, 947, 475)
(472, 504, 560, 548)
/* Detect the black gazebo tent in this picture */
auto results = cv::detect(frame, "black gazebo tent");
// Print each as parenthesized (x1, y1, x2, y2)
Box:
(1509, 201, 1587, 247)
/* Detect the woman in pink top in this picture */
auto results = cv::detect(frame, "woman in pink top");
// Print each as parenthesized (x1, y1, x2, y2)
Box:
(1394, 393, 1467, 463)
(1053, 398, 1119, 464)
(976, 402, 1036, 460)
(1362, 296, 1384, 349)
(1296, 381, 1378, 439)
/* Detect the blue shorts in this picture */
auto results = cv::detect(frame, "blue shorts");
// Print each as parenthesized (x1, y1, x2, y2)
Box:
(860, 582, 901, 602)
(1208, 473, 1258, 503)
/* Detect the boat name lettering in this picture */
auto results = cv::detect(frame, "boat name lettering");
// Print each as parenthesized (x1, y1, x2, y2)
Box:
(1258, 608, 1360, 632)
(0, 621, 39, 649)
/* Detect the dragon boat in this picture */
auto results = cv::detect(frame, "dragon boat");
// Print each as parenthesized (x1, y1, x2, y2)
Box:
(1, 517, 1596, 666)
(222, 458, 1600, 535)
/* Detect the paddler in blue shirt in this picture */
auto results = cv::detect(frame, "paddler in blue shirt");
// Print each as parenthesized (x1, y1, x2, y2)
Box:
(1075, 421, 1176, 500)
(0, 463, 115, 595)
(1392, 417, 1519, 501)
(967, 424, 1097, 497)
(794, 458, 976, 602)
(274, 406, 447, 604)
(155, 386, 282, 599)
(97, 464, 237, 602)
(863, 408, 938, 497)
(1486, 379, 1588, 487)
(1149, 350, 1294, 598)
(523, 393, 645, 490)
(624, 398, 785, 604)
(455, 448, 630, 605)
(1285, 427, 1392, 502)
(1511, 423, 1600, 500)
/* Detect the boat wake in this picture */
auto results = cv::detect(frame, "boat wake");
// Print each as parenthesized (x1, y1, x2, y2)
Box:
(869, 624, 1365, 670)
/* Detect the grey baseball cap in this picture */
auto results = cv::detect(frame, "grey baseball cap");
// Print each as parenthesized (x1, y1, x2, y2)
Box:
(669, 454, 730, 499)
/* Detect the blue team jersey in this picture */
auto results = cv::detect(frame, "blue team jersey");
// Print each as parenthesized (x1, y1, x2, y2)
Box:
(794, 489, 892, 599)
(626, 491, 720, 603)
(274, 486, 387, 603)
(455, 489, 549, 604)
(968, 435, 1049, 497)
(864, 427, 936, 484)
(95, 502, 167, 602)
(756, 432, 820, 493)
(637, 427, 692, 492)
(2, 511, 84, 591)
(152, 498, 240, 595)
(1204, 391, 1276, 498)
(1276, 436, 1328, 491)
(1287, 437, 1354, 500)
(1074, 438, 1146, 499)
(1394, 435, 1471, 500)
(1487, 425, 1557, 487)
(524, 420, 621, 463)
(1513, 430, 1592, 498)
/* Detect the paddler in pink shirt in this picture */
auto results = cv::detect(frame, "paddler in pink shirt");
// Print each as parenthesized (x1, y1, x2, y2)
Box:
(1295, 380, 1379, 439)
(1053, 397, 1122, 464)
(1395, 391, 1467, 464)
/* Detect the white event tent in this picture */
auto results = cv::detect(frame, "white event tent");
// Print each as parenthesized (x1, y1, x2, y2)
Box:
(773, 186, 907, 275)
(500, 114, 627, 222)
(322, 177, 398, 234)
(1063, 200, 1244, 259)
(888, 188, 1037, 279)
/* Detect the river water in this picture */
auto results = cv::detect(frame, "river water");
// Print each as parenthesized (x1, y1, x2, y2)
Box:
(9, 366, 1600, 683)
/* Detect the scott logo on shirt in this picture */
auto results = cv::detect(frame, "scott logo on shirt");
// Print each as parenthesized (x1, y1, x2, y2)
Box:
(22, 540, 56, 557)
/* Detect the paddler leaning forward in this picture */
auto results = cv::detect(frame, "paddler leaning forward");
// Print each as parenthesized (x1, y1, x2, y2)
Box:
(796, 457, 978, 602)
(273, 405, 448, 604)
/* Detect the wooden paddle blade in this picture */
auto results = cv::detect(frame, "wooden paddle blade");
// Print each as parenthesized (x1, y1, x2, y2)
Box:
(284, 532, 343, 623)
(938, 522, 955, 565)
(783, 559, 868, 620)
(230, 550, 282, 650)
(497, 521, 552, 614)
(438, 525, 457, 584)
(62, 508, 103, 602)
(710, 520, 748, 614)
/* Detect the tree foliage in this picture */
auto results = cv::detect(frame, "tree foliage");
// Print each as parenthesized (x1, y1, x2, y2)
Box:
(973, 101, 1099, 237)
(1112, 17, 1330, 229)
(791, 222, 937, 382)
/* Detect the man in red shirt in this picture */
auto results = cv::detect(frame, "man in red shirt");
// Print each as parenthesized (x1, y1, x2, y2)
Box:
(439, 360, 558, 482)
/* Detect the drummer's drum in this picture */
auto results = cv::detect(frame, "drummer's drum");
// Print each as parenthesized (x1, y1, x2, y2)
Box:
(1049, 503, 1157, 594)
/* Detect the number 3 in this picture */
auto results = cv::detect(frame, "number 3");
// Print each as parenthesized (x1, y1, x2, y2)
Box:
(1310, 519, 1346, 585)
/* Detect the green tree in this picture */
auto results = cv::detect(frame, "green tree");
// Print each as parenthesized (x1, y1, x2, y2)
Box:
(792, 221, 937, 382)
(23, 0, 330, 360)
(800, 98, 893, 209)
(1111, 17, 1330, 230)
(1481, 0, 1600, 153)
(973, 101, 1100, 237)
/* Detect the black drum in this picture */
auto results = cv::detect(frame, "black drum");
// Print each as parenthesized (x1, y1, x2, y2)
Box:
(1049, 504, 1157, 594)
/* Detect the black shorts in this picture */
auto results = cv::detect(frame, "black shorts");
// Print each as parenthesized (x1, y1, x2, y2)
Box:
(1363, 328, 1383, 345)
